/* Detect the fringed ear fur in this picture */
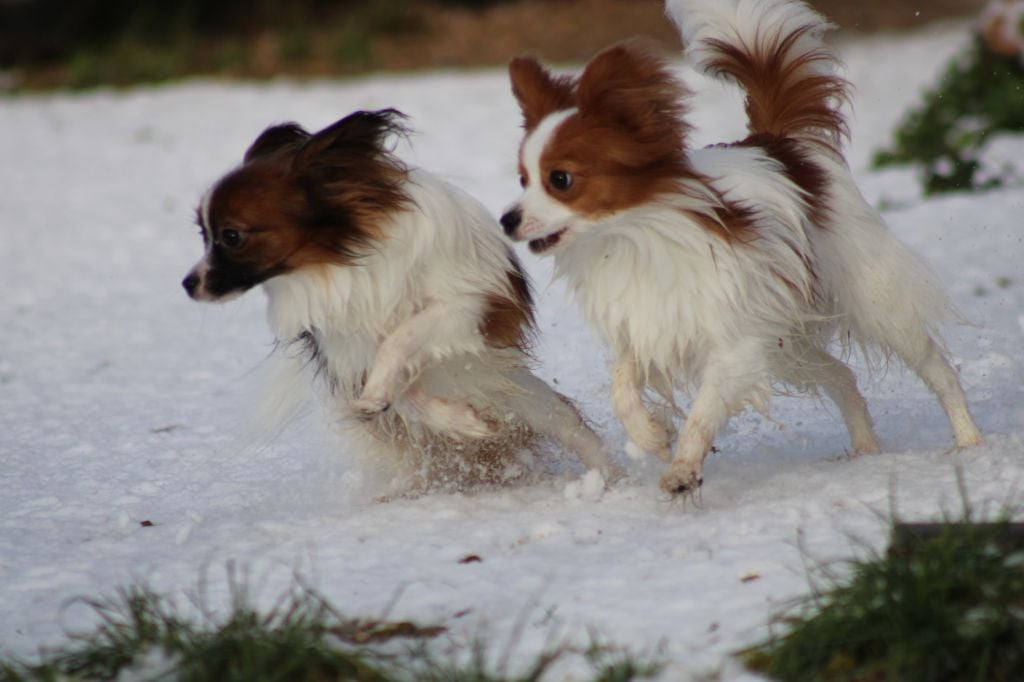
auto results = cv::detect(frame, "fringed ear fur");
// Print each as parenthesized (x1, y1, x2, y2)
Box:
(294, 108, 410, 171)
(576, 41, 692, 146)
(244, 123, 310, 163)
(508, 56, 576, 131)
(290, 109, 412, 234)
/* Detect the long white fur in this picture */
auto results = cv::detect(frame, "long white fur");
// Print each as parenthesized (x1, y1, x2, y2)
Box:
(668, 0, 835, 72)
(508, 0, 982, 495)
(557, 147, 819, 377)
(256, 168, 617, 491)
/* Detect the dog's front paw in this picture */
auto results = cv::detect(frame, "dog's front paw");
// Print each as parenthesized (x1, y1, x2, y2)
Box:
(659, 466, 703, 497)
(352, 395, 391, 421)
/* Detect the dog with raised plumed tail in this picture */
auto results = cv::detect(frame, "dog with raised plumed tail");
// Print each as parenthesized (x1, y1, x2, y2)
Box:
(500, 0, 982, 496)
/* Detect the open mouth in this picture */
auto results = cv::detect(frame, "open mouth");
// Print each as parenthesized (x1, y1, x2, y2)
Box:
(528, 228, 568, 254)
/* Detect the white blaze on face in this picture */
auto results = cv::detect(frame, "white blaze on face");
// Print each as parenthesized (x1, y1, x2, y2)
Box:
(198, 189, 214, 245)
(186, 189, 215, 299)
(513, 109, 579, 244)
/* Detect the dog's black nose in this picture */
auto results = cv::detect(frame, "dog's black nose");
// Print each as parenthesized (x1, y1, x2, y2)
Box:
(500, 207, 522, 236)
(182, 272, 200, 296)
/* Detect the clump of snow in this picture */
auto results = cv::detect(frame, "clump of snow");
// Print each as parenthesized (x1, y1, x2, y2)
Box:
(1, 20, 1022, 680)
(563, 469, 606, 502)
(624, 440, 649, 462)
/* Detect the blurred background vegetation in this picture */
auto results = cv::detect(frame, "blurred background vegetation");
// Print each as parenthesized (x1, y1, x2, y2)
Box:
(0, 0, 985, 91)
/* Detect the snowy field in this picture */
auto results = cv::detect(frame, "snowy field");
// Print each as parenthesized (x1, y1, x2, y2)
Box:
(3, 21, 1024, 680)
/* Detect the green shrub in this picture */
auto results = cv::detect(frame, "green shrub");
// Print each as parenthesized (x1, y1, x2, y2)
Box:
(874, 38, 1024, 194)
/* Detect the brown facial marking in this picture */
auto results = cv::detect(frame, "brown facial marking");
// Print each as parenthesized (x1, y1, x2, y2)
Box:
(195, 110, 412, 299)
(535, 42, 705, 218)
(208, 168, 307, 263)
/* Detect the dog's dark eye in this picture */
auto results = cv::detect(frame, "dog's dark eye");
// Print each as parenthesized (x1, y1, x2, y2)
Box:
(519, 174, 527, 188)
(549, 170, 572, 191)
(220, 229, 243, 248)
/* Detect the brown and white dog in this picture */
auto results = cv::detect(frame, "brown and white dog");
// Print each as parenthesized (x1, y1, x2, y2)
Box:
(183, 109, 619, 491)
(500, 0, 983, 496)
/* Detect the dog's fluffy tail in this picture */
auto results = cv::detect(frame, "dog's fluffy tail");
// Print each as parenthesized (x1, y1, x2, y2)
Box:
(666, 0, 849, 149)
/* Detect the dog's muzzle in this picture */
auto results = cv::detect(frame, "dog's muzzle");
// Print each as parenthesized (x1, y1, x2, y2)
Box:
(182, 272, 201, 297)
(500, 207, 522, 237)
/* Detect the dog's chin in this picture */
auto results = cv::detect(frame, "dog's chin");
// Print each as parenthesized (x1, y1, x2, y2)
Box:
(189, 288, 245, 304)
(528, 227, 569, 255)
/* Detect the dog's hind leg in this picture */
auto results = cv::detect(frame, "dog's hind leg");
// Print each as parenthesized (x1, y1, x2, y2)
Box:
(504, 369, 622, 482)
(781, 344, 881, 455)
(399, 388, 496, 441)
(900, 337, 983, 448)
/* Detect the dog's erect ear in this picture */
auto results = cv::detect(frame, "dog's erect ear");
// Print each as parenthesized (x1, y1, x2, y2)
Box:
(244, 123, 310, 163)
(291, 109, 411, 237)
(293, 109, 410, 171)
(576, 42, 691, 145)
(509, 56, 576, 132)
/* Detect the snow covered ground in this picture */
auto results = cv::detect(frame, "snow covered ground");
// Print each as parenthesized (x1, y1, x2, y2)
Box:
(2, 20, 1023, 680)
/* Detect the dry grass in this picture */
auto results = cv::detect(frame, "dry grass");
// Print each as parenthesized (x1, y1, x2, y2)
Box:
(3, 0, 985, 91)
(372, 0, 984, 71)
(0, 577, 663, 681)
